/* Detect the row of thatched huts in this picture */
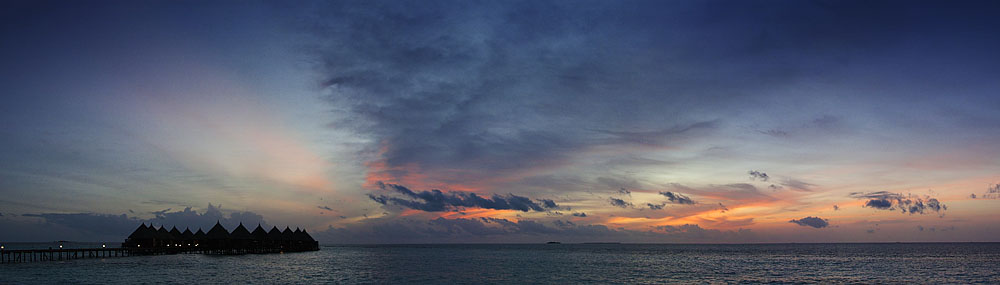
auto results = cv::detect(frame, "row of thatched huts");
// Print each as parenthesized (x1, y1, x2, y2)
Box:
(123, 222, 319, 254)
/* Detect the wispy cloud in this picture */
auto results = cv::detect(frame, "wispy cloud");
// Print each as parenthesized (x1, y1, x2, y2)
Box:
(368, 182, 556, 212)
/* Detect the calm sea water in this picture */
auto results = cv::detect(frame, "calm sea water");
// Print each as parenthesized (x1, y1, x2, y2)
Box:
(2, 243, 999, 284)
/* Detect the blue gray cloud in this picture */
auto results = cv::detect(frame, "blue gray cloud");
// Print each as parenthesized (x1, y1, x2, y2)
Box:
(609, 198, 632, 208)
(368, 182, 556, 212)
(850, 192, 947, 215)
(659, 191, 696, 205)
(748, 170, 769, 181)
(789, 216, 829, 228)
(5, 204, 267, 242)
(301, 0, 1000, 189)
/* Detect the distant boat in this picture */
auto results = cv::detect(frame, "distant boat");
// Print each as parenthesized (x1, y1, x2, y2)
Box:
(546, 241, 562, 244)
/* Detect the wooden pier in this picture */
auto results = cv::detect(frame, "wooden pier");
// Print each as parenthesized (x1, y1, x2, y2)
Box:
(0, 248, 131, 264)
(1, 222, 320, 264)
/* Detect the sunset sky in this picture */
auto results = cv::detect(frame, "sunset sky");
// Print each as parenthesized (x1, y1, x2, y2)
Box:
(2, 0, 999, 243)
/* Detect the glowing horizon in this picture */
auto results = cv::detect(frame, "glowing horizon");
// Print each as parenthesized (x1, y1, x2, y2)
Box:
(1, 0, 999, 244)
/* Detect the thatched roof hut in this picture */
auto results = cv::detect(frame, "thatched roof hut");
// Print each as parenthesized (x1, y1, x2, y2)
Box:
(301, 229, 316, 242)
(206, 221, 231, 240)
(230, 223, 253, 240)
(123, 222, 317, 252)
(181, 228, 194, 241)
(169, 226, 183, 240)
(251, 224, 268, 240)
(156, 226, 171, 240)
(128, 223, 154, 240)
(193, 229, 207, 240)
(267, 226, 282, 240)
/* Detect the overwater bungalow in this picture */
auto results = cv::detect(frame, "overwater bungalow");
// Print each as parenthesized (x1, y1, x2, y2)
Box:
(267, 226, 283, 247)
(124, 223, 155, 248)
(251, 224, 268, 248)
(181, 228, 194, 246)
(123, 222, 318, 255)
(168, 227, 182, 247)
(205, 221, 231, 249)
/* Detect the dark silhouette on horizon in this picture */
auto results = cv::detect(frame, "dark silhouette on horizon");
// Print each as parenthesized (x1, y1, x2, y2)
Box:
(124, 222, 318, 254)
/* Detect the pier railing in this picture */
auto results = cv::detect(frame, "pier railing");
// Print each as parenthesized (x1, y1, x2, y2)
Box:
(0, 248, 131, 264)
(0, 244, 319, 264)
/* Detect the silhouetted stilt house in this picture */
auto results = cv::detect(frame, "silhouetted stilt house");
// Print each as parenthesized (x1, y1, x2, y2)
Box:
(193, 229, 206, 246)
(251, 224, 268, 249)
(267, 226, 283, 247)
(229, 223, 253, 253)
(205, 221, 231, 250)
(155, 226, 170, 247)
(181, 228, 194, 246)
(121, 222, 317, 255)
(125, 223, 156, 248)
(168, 227, 182, 247)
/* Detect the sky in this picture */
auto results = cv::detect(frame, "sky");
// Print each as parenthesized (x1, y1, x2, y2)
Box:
(1, 0, 999, 243)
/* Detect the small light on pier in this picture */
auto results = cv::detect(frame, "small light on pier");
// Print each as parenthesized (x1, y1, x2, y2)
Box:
(137, 245, 141, 248)
(1, 245, 4, 249)
(59, 245, 63, 249)
(102, 244, 106, 248)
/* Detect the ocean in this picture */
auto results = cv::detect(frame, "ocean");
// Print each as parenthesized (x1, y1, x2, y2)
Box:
(2, 243, 999, 284)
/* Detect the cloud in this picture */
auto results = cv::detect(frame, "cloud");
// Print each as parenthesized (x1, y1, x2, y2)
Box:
(589, 121, 717, 146)
(609, 198, 632, 208)
(982, 184, 1000, 199)
(833, 205, 839, 211)
(647, 203, 664, 210)
(301, 0, 921, 191)
(865, 199, 893, 210)
(850, 191, 947, 215)
(5, 204, 268, 242)
(658, 191, 696, 205)
(748, 170, 769, 181)
(757, 129, 788, 137)
(369, 182, 555, 212)
(789, 217, 829, 228)
(780, 179, 814, 191)
(150, 208, 172, 216)
(314, 216, 756, 244)
(318, 205, 334, 211)
(616, 187, 631, 196)
(572, 212, 587, 217)
(538, 199, 559, 209)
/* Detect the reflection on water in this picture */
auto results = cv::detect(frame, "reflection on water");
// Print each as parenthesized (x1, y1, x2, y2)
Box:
(2, 243, 999, 283)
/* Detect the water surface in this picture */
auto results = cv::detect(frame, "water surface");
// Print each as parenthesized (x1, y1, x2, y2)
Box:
(2, 243, 998, 283)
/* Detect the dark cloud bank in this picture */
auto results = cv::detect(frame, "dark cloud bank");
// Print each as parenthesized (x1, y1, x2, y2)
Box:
(368, 182, 558, 212)
(1, 204, 265, 242)
(850, 191, 946, 215)
(789, 216, 829, 228)
(295, 0, 1000, 187)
